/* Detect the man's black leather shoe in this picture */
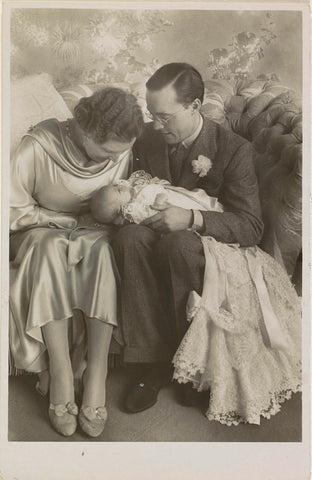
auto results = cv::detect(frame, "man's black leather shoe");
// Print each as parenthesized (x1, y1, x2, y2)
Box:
(124, 364, 171, 413)
(124, 381, 161, 413)
(176, 382, 209, 407)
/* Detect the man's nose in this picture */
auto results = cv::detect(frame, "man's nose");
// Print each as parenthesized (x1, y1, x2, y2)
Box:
(153, 118, 164, 131)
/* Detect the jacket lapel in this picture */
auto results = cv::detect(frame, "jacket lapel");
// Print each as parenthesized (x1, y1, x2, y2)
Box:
(144, 128, 172, 181)
(178, 117, 218, 189)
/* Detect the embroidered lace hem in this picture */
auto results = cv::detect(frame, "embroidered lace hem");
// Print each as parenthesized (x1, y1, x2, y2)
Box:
(206, 386, 302, 426)
(173, 364, 301, 426)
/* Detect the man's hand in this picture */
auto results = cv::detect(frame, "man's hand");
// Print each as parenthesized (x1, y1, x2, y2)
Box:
(141, 205, 193, 233)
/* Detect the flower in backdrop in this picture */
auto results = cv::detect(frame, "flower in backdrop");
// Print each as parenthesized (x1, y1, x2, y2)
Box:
(91, 32, 127, 57)
(207, 12, 277, 80)
(24, 24, 50, 47)
(235, 32, 260, 53)
(192, 155, 212, 177)
(89, 17, 127, 57)
(140, 35, 153, 52)
(207, 48, 229, 66)
(52, 22, 81, 61)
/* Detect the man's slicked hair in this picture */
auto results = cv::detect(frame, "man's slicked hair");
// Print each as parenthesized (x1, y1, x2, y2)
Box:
(146, 63, 205, 104)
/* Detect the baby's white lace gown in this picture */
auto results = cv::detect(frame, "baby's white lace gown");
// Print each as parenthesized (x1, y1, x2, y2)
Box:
(172, 237, 301, 426)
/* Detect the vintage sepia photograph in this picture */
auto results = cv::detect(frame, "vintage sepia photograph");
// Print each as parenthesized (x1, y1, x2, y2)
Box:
(0, 1, 311, 479)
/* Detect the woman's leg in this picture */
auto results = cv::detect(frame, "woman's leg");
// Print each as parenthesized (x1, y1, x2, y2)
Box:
(36, 369, 50, 396)
(42, 319, 75, 404)
(82, 317, 113, 407)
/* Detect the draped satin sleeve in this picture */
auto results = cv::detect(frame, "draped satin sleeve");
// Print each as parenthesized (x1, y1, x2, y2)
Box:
(10, 136, 78, 232)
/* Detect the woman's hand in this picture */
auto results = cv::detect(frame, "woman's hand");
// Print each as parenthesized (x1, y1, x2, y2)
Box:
(140, 205, 193, 233)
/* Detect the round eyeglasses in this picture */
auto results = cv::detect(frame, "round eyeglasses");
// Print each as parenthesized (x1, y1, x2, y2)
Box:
(145, 106, 186, 125)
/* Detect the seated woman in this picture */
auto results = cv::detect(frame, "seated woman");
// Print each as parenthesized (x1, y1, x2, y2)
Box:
(92, 170, 301, 426)
(9, 88, 144, 437)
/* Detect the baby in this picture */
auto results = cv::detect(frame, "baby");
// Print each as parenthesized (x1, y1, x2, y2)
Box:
(91, 171, 223, 225)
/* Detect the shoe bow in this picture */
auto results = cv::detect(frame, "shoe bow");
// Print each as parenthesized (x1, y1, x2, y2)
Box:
(81, 406, 107, 421)
(50, 402, 78, 417)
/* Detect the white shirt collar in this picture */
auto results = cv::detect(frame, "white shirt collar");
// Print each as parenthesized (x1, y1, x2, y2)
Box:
(181, 114, 203, 148)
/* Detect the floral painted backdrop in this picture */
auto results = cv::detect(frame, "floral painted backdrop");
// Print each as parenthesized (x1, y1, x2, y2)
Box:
(11, 9, 173, 88)
(206, 13, 278, 81)
(11, 9, 301, 90)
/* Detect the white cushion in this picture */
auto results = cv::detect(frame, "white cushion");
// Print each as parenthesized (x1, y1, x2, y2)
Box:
(11, 73, 72, 154)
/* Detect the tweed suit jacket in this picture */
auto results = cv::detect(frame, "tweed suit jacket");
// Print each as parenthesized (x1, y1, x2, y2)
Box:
(132, 117, 264, 247)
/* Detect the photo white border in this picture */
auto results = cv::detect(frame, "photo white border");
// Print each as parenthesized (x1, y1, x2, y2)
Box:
(1, 2, 311, 479)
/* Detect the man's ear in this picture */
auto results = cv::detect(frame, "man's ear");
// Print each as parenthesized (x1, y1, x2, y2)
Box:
(191, 98, 202, 112)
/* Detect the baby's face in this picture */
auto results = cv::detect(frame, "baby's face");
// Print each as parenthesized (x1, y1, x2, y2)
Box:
(110, 184, 133, 206)
(92, 184, 133, 224)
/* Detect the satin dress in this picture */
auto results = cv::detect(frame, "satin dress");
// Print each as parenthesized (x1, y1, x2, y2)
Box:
(9, 119, 131, 374)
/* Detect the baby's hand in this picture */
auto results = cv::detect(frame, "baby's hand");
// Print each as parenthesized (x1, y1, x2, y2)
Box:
(113, 212, 127, 226)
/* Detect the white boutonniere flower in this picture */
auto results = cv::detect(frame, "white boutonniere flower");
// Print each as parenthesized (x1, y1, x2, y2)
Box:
(192, 155, 212, 177)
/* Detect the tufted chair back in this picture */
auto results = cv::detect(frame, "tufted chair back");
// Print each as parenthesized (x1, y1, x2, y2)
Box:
(202, 78, 302, 278)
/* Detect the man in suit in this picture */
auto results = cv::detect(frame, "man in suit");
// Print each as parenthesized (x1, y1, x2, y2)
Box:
(112, 63, 264, 413)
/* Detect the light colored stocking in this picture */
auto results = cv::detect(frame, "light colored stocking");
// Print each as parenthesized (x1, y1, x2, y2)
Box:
(42, 319, 74, 405)
(82, 318, 113, 408)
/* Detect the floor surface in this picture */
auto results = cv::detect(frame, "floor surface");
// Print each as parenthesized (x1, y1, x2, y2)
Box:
(9, 366, 302, 443)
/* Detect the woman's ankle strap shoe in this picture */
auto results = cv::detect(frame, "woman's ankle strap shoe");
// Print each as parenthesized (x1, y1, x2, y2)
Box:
(48, 402, 78, 437)
(79, 405, 107, 437)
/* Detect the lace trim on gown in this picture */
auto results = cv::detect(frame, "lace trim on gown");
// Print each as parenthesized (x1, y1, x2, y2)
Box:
(173, 238, 302, 426)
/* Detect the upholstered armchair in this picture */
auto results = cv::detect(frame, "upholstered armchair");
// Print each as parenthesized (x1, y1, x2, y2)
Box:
(201, 78, 302, 279)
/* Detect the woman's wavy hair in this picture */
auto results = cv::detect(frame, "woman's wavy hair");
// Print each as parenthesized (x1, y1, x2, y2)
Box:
(74, 87, 144, 144)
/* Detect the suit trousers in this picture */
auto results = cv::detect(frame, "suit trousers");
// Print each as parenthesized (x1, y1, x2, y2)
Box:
(112, 225, 205, 363)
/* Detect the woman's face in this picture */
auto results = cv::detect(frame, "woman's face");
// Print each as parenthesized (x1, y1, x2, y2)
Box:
(83, 135, 136, 164)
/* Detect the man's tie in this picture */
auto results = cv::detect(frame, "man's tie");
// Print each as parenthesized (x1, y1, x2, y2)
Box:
(168, 143, 188, 185)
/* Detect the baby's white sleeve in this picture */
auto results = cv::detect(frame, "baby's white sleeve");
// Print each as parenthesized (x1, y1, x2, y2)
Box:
(164, 186, 224, 212)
